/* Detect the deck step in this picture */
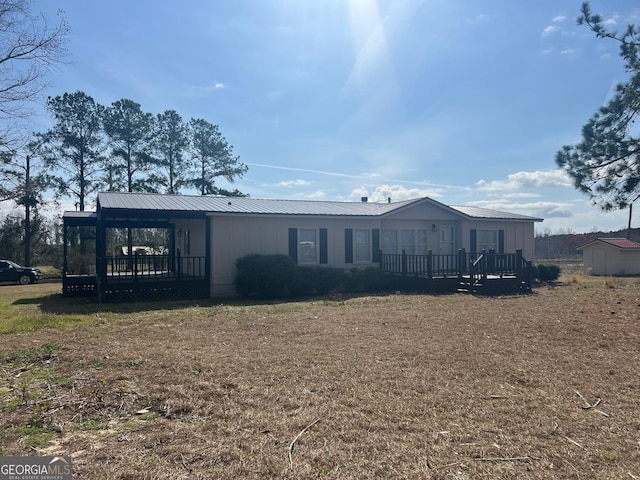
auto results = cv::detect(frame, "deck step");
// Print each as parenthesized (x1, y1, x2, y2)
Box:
(457, 280, 483, 293)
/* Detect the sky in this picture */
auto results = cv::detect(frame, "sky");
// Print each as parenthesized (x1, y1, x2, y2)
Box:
(3, 0, 640, 234)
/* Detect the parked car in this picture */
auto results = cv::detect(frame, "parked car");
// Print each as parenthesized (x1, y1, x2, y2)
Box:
(0, 260, 42, 285)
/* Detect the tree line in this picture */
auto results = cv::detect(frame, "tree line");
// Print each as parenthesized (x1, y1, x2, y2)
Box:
(2, 91, 248, 211)
(1, 91, 248, 265)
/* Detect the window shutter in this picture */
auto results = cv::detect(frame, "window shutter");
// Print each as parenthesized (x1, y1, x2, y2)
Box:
(470, 229, 477, 256)
(498, 229, 505, 254)
(288, 228, 298, 263)
(344, 229, 353, 264)
(372, 229, 381, 262)
(319, 228, 328, 264)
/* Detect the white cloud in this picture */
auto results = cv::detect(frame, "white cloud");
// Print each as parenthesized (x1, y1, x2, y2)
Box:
(476, 170, 572, 192)
(277, 179, 309, 187)
(466, 200, 574, 221)
(351, 184, 443, 203)
(539, 206, 573, 218)
(487, 192, 543, 199)
(304, 190, 325, 199)
(185, 83, 226, 96)
(552, 15, 566, 23)
(560, 49, 576, 55)
(467, 199, 572, 211)
(542, 25, 559, 37)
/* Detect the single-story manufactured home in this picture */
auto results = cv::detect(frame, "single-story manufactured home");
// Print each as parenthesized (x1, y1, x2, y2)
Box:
(576, 237, 640, 276)
(62, 192, 543, 299)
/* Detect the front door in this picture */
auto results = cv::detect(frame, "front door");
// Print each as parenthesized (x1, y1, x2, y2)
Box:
(439, 226, 455, 255)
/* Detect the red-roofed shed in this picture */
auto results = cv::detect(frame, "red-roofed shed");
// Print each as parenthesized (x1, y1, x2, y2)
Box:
(576, 238, 640, 275)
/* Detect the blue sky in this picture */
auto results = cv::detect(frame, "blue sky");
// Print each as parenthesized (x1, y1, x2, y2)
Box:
(8, 0, 640, 234)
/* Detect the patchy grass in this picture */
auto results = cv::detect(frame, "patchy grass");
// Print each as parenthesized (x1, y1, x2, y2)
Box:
(0, 277, 639, 478)
(0, 283, 212, 334)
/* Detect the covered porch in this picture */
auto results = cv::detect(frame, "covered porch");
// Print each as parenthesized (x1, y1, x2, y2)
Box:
(62, 209, 211, 301)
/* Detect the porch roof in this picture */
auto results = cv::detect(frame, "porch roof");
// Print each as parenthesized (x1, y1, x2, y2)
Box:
(62, 211, 98, 226)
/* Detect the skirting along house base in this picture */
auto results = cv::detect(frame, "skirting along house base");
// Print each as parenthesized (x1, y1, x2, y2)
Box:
(63, 192, 542, 300)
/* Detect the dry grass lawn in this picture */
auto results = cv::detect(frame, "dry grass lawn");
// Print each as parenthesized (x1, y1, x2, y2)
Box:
(1, 276, 639, 479)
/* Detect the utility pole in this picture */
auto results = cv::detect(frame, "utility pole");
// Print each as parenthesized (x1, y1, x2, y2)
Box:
(24, 154, 31, 266)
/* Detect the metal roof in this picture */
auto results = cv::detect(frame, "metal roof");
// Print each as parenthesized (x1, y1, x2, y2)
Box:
(97, 192, 418, 216)
(94, 192, 542, 221)
(62, 211, 98, 219)
(577, 237, 640, 250)
(450, 205, 544, 221)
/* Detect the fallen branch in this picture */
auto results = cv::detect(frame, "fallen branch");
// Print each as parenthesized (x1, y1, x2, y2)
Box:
(431, 461, 460, 470)
(575, 390, 608, 416)
(288, 418, 320, 470)
(473, 456, 540, 462)
(582, 397, 602, 409)
(565, 436, 585, 450)
(575, 390, 602, 409)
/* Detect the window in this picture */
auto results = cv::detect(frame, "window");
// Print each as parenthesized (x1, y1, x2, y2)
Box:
(354, 229, 371, 262)
(291, 228, 327, 264)
(381, 230, 397, 254)
(382, 229, 428, 254)
(478, 230, 497, 252)
(298, 229, 317, 264)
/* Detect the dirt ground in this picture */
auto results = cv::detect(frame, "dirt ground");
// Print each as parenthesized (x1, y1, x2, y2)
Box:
(1, 276, 639, 479)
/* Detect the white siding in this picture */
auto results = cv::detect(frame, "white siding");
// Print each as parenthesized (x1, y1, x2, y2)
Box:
(209, 215, 382, 297)
(582, 243, 640, 275)
(207, 207, 539, 297)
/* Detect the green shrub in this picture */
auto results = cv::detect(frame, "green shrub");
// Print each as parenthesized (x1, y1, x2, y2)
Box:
(235, 255, 394, 299)
(290, 266, 346, 297)
(534, 264, 561, 282)
(234, 254, 295, 299)
(345, 267, 389, 292)
(288, 266, 315, 297)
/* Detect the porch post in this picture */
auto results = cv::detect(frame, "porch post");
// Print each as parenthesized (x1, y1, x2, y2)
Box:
(457, 248, 465, 278)
(177, 248, 182, 279)
(481, 249, 487, 279)
(205, 216, 211, 294)
(427, 249, 432, 279)
(401, 249, 407, 276)
(62, 219, 68, 294)
(96, 213, 105, 301)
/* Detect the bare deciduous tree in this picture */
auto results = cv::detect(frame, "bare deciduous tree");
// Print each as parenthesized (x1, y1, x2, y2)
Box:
(0, 0, 69, 122)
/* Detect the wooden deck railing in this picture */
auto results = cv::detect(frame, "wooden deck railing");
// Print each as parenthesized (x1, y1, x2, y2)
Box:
(103, 253, 206, 283)
(381, 248, 532, 283)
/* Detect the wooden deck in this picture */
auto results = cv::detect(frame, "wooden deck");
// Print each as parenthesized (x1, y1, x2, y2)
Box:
(381, 249, 533, 294)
